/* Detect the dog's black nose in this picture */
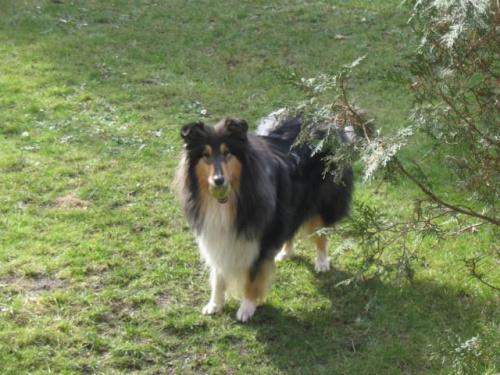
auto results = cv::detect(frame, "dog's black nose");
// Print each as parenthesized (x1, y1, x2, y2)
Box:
(213, 176, 225, 186)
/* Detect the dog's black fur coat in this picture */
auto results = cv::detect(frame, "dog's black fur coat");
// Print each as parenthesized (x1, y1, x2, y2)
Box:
(180, 117, 353, 279)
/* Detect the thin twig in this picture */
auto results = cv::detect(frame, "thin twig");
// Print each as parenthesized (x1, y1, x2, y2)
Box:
(451, 222, 485, 236)
(438, 87, 499, 147)
(466, 258, 500, 293)
(394, 157, 500, 226)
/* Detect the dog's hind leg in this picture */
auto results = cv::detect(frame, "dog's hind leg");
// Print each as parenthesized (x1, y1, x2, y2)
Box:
(275, 237, 295, 262)
(313, 232, 330, 273)
(305, 215, 330, 273)
(237, 260, 275, 322)
(202, 269, 226, 315)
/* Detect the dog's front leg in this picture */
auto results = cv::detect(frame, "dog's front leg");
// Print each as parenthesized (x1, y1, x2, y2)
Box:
(202, 269, 226, 315)
(236, 298, 257, 322)
(275, 237, 295, 261)
(237, 260, 274, 322)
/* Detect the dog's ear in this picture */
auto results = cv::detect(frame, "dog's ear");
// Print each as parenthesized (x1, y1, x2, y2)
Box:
(224, 118, 248, 138)
(181, 122, 205, 143)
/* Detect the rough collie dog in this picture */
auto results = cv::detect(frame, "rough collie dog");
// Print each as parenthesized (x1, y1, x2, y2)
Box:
(177, 117, 353, 322)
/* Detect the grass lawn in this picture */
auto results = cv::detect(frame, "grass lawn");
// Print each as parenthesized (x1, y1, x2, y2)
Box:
(1, 0, 499, 374)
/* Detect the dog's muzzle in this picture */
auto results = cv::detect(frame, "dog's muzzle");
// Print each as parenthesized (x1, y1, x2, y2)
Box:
(208, 184, 232, 204)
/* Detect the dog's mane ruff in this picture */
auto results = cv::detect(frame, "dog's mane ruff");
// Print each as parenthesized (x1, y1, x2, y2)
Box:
(178, 116, 353, 249)
(176, 120, 281, 239)
(174, 150, 202, 232)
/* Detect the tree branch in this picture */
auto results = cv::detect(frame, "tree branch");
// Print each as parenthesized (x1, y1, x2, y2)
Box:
(438, 87, 500, 147)
(464, 257, 500, 293)
(394, 157, 500, 226)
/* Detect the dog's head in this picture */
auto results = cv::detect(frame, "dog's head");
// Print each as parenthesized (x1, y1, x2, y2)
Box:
(181, 119, 248, 203)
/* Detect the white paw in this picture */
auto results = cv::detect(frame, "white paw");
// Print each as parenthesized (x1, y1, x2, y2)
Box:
(202, 302, 223, 315)
(275, 250, 292, 262)
(236, 299, 256, 322)
(315, 259, 330, 273)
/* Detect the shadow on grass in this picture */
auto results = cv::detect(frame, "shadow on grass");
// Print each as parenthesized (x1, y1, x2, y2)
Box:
(243, 256, 491, 374)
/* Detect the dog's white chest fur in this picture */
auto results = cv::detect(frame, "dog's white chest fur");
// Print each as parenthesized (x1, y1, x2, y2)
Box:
(197, 199, 259, 278)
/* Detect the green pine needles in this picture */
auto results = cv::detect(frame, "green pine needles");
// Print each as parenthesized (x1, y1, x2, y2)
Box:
(285, 0, 500, 289)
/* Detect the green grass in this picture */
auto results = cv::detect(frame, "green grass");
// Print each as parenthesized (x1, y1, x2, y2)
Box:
(1, 1, 499, 374)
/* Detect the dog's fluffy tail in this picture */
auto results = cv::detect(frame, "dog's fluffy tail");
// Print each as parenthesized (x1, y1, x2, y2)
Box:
(256, 108, 289, 136)
(257, 108, 360, 143)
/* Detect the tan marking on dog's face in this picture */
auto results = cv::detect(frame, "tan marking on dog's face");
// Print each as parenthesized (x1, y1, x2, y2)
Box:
(196, 145, 216, 186)
(195, 156, 212, 215)
(194, 142, 242, 218)
(196, 143, 241, 190)
(220, 143, 230, 156)
(219, 143, 241, 192)
(219, 143, 241, 216)
(202, 145, 212, 160)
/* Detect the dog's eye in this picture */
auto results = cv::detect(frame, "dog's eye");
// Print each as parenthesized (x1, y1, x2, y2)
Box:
(223, 149, 231, 157)
(202, 152, 211, 160)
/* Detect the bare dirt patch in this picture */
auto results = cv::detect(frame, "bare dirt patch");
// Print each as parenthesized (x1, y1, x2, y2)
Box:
(0, 275, 67, 293)
(54, 194, 91, 209)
